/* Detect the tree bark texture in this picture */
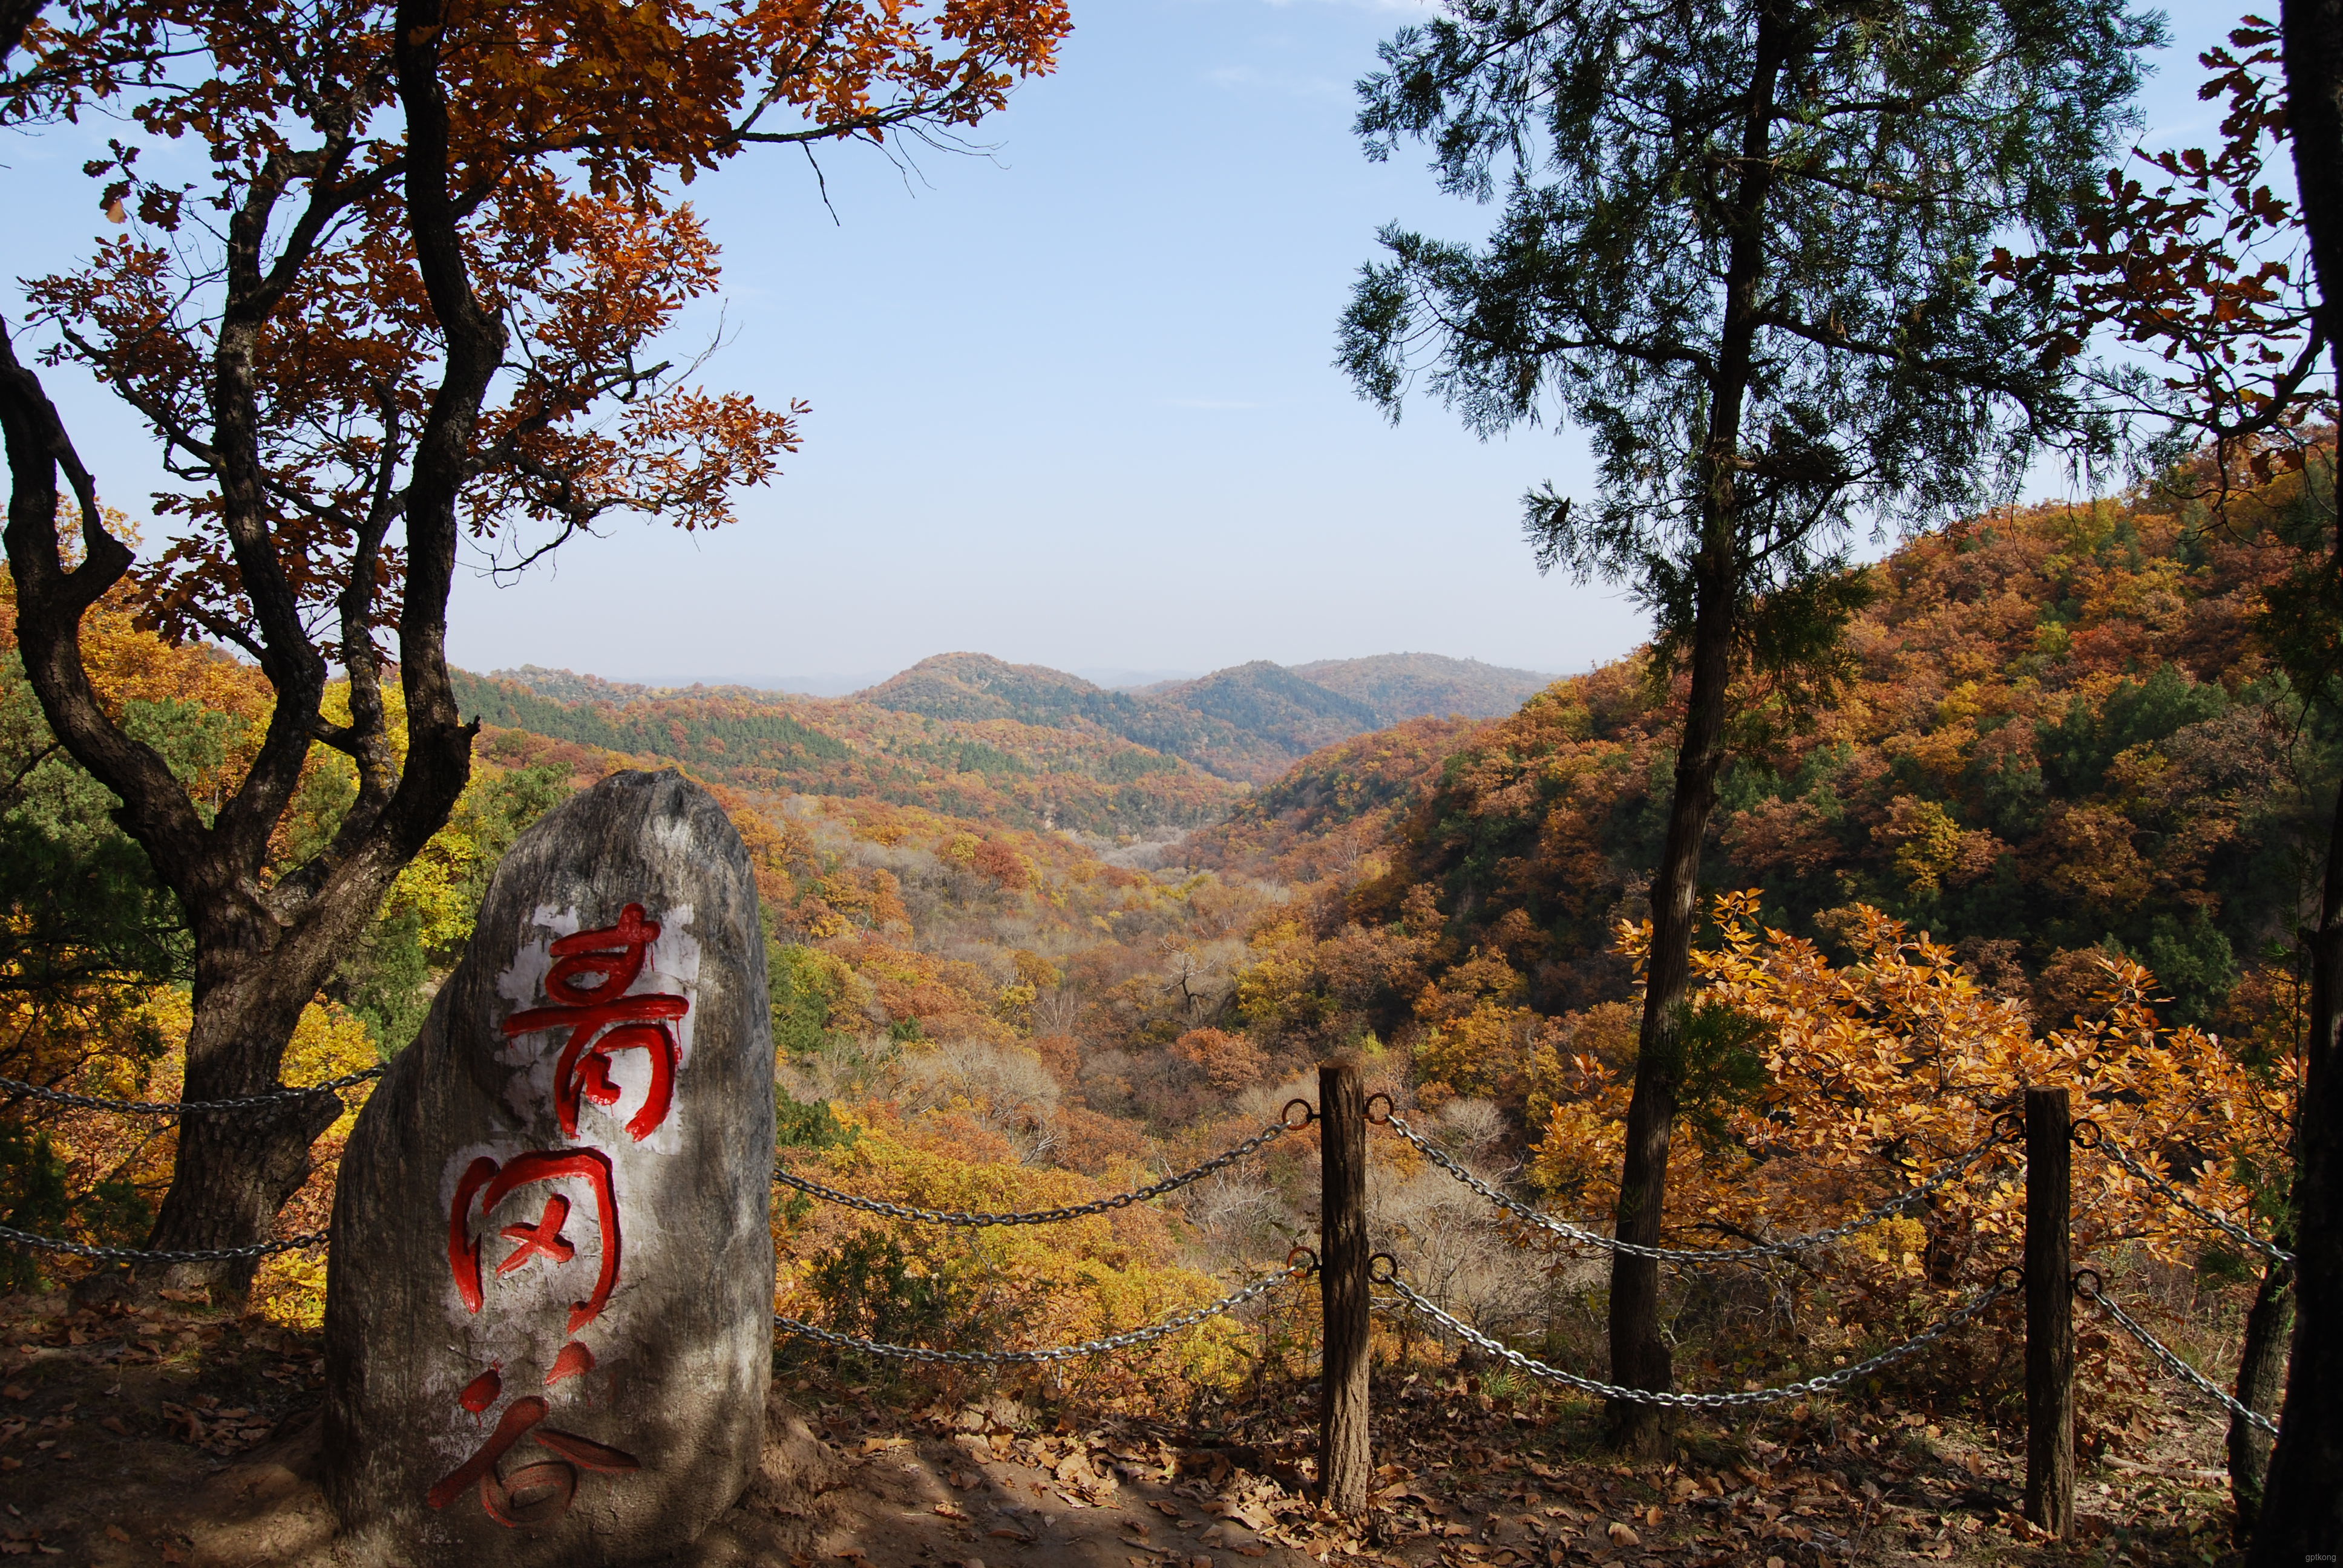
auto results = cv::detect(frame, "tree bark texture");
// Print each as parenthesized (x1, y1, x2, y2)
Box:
(2230, 1259, 2294, 1541)
(1602, 0, 1786, 1457)
(2249, 1, 2343, 1554)
(1319, 1059, 1371, 1517)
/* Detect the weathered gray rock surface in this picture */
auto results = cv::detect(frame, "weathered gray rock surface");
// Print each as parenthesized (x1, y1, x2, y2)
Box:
(322, 769, 773, 1565)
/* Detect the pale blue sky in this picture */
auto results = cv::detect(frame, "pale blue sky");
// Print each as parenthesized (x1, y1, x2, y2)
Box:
(6, 0, 2242, 688)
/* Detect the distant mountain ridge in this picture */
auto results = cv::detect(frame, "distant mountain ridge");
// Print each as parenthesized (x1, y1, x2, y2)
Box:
(854, 650, 1554, 783)
(1141, 661, 1379, 760)
(1291, 653, 1554, 725)
(464, 652, 1558, 825)
(451, 667, 1236, 835)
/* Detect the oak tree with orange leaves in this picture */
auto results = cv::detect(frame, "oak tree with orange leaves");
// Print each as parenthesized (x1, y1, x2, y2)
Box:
(0, 0, 1069, 1300)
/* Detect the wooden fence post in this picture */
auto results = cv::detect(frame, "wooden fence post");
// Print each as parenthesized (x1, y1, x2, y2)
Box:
(2025, 1084, 2074, 1537)
(1319, 1057, 1370, 1517)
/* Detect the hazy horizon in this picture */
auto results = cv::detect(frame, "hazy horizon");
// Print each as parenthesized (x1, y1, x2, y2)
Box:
(490, 648, 1567, 700)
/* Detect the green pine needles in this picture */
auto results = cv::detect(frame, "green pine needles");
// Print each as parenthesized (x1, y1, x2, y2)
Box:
(1339, 0, 2164, 653)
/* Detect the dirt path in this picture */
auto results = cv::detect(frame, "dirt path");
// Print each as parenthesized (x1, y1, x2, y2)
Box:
(0, 1289, 2246, 1568)
(0, 1292, 1316, 1566)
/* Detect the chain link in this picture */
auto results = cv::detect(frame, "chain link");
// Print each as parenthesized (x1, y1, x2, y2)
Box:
(773, 1117, 1298, 1227)
(773, 1261, 1311, 1365)
(0, 1221, 328, 1264)
(2076, 1274, 2279, 1437)
(0, 1068, 372, 1261)
(0, 1066, 385, 1117)
(1377, 1271, 2014, 1408)
(1380, 1111, 2008, 1264)
(2079, 1126, 2293, 1267)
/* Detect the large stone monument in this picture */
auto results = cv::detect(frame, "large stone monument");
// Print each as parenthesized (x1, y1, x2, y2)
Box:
(322, 770, 773, 1564)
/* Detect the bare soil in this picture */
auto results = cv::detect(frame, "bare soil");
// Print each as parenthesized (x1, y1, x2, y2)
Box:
(0, 1292, 2243, 1568)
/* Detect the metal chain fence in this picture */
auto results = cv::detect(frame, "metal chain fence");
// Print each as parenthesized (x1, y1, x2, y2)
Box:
(0, 1069, 381, 1262)
(1377, 1105, 2011, 1265)
(773, 1105, 1308, 1228)
(0, 1065, 385, 1116)
(2074, 1270, 2279, 1437)
(1375, 1265, 2017, 1410)
(0, 1220, 328, 1264)
(2073, 1122, 2294, 1267)
(772, 1256, 1315, 1365)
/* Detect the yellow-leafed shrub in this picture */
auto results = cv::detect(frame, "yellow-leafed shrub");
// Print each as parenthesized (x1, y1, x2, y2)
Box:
(775, 1108, 1259, 1406)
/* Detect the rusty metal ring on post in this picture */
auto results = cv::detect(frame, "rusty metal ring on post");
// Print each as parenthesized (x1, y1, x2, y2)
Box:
(1368, 1252, 1398, 1286)
(1990, 1111, 2025, 1145)
(1363, 1091, 1395, 1126)
(2068, 1118, 2104, 1149)
(2071, 1267, 2103, 1299)
(1280, 1098, 1317, 1131)
(1286, 1244, 1320, 1275)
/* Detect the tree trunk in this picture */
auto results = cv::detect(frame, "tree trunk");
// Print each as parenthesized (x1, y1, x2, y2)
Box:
(1603, 596, 1735, 1453)
(2247, 777, 2343, 1560)
(2247, 0, 2342, 1554)
(139, 941, 349, 1298)
(1601, 0, 1786, 1457)
(5, 305, 475, 1308)
(2230, 1258, 2294, 1542)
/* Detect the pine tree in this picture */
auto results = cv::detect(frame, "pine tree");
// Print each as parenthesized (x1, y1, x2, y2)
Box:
(1340, 0, 2158, 1449)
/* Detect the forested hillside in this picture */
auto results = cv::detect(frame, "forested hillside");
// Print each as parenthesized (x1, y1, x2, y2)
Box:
(18, 0, 2335, 1551)
(3, 471, 2321, 1525)
(465, 649, 1563, 808)
(1139, 661, 1381, 765)
(1209, 471, 2335, 1071)
(853, 652, 1285, 779)
(1289, 653, 1553, 724)
(450, 666, 1236, 835)
(858, 652, 1533, 782)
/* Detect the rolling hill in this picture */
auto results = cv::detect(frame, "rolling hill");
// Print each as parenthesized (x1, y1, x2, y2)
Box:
(460, 650, 1563, 826)
(855, 651, 1555, 783)
(1289, 653, 1555, 724)
(450, 668, 1238, 835)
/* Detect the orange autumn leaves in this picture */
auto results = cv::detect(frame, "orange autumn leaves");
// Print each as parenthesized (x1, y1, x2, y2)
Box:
(1522, 893, 2291, 1315)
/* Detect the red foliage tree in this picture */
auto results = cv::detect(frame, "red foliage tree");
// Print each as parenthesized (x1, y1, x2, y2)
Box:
(0, 0, 1069, 1298)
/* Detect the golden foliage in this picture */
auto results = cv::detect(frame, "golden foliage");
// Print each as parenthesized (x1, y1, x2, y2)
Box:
(775, 1110, 1251, 1406)
(1532, 894, 2290, 1324)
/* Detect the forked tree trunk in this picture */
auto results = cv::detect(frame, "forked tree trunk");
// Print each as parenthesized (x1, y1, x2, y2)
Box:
(0, 0, 491, 1300)
(2229, 1258, 2293, 1541)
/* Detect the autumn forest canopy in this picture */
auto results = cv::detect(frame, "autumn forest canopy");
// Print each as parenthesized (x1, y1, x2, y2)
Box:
(4, 0, 2343, 1560)
(5, 459, 2335, 1445)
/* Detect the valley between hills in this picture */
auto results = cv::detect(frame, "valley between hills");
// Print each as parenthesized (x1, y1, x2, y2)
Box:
(452, 650, 1555, 833)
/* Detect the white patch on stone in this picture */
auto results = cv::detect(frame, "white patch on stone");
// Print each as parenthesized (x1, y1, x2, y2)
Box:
(648, 902, 700, 1069)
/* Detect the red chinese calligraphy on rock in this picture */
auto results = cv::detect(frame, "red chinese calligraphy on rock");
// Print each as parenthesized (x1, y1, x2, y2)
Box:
(425, 1393, 640, 1524)
(428, 1396, 550, 1511)
(502, 903, 687, 1142)
(448, 1149, 621, 1334)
